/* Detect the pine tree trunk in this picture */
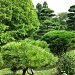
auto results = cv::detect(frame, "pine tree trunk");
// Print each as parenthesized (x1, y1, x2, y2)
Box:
(22, 67, 28, 75)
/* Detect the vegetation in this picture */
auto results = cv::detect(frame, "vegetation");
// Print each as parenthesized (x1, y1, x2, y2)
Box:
(58, 50, 75, 75)
(67, 5, 75, 30)
(0, 68, 58, 75)
(1, 39, 58, 75)
(0, 0, 75, 75)
(42, 30, 75, 55)
(0, 0, 40, 45)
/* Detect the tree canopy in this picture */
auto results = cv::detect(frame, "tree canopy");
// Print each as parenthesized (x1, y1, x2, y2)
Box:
(42, 30, 75, 55)
(0, 0, 40, 45)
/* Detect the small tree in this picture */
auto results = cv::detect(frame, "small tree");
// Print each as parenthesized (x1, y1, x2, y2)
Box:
(42, 30, 75, 56)
(1, 39, 58, 75)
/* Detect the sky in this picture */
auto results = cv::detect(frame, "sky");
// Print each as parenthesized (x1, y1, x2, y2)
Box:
(32, 0, 75, 14)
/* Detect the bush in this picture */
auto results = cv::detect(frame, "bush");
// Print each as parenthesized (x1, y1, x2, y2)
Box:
(58, 50, 75, 75)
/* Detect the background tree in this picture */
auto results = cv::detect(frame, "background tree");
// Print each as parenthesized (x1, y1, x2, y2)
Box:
(56, 12, 68, 30)
(34, 1, 55, 39)
(42, 30, 75, 56)
(67, 5, 75, 30)
(0, 0, 40, 46)
(36, 1, 54, 22)
(35, 18, 61, 39)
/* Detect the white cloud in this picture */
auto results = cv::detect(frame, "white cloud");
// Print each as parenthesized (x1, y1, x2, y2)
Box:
(32, 0, 75, 13)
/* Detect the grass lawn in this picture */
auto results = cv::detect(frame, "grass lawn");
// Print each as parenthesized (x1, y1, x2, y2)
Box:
(0, 68, 58, 75)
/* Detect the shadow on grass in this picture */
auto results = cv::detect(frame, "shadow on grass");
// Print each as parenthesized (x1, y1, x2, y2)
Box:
(4, 73, 21, 75)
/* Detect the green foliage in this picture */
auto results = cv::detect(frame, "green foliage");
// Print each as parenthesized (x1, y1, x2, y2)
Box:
(35, 2, 55, 39)
(43, 18, 61, 30)
(39, 8, 54, 21)
(0, 31, 15, 45)
(67, 5, 75, 30)
(0, 0, 40, 45)
(0, 23, 9, 33)
(22, 38, 49, 50)
(35, 18, 61, 39)
(1, 39, 58, 74)
(42, 30, 75, 55)
(0, 53, 3, 66)
(56, 12, 68, 30)
(36, 1, 54, 22)
(43, 1, 48, 8)
(58, 50, 75, 75)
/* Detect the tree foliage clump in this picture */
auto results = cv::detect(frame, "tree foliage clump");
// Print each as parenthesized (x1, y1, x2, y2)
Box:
(1, 39, 58, 75)
(42, 30, 75, 55)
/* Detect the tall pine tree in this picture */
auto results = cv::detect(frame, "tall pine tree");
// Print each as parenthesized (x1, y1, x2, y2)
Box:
(35, 1, 55, 39)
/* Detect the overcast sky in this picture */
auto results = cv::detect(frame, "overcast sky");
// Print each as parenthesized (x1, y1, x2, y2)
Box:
(32, 0, 75, 14)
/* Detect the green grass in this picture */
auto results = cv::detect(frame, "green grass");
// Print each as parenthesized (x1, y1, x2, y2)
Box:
(0, 68, 58, 75)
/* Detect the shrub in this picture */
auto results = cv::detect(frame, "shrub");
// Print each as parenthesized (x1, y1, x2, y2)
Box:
(58, 50, 75, 75)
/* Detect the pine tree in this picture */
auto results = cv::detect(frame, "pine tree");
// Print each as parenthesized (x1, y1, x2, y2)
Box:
(35, 1, 55, 39)
(67, 5, 75, 30)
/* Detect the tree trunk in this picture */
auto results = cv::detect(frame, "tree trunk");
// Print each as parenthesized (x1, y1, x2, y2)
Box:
(27, 69, 35, 75)
(22, 67, 28, 75)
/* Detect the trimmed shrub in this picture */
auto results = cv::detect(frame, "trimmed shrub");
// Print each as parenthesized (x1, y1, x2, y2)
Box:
(42, 30, 75, 55)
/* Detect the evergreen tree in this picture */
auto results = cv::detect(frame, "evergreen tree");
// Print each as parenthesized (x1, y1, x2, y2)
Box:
(35, 1, 55, 39)
(67, 5, 75, 30)
(36, 1, 54, 22)
(42, 30, 75, 55)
